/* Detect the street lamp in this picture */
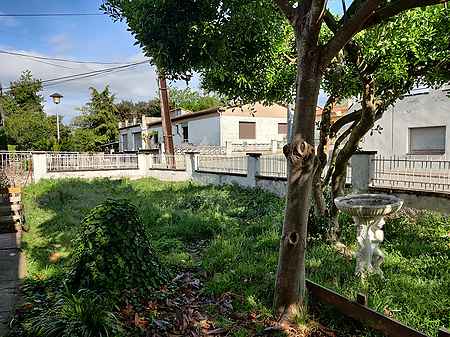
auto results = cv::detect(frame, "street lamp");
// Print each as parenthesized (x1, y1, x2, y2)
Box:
(50, 93, 63, 142)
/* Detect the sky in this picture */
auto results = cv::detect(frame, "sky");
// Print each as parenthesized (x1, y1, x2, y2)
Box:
(0, 1, 346, 124)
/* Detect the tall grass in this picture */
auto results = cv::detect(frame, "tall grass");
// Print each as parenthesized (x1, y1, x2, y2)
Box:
(19, 178, 450, 336)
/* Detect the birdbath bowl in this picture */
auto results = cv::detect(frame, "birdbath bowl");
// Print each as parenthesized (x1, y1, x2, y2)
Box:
(334, 194, 403, 277)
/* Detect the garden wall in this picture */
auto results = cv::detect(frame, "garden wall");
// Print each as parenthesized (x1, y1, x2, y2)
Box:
(30, 152, 450, 214)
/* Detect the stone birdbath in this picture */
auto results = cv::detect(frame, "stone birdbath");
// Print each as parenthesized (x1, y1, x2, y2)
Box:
(334, 194, 403, 277)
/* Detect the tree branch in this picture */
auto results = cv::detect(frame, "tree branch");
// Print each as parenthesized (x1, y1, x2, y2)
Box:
(321, 0, 383, 67)
(273, 0, 298, 24)
(330, 109, 362, 137)
(363, 0, 448, 29)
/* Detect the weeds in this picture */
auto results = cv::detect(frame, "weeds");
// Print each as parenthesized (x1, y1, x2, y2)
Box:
(13, 178, 450, 336)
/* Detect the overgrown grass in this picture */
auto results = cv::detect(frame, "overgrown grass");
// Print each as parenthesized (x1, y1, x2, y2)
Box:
(19, 178, 450, 336)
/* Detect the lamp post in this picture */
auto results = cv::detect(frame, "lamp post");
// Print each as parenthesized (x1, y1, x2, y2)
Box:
(50, 93, 63, 142)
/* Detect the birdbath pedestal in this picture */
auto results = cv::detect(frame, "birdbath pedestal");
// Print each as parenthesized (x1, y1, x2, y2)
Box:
(334, 194, 403, 277)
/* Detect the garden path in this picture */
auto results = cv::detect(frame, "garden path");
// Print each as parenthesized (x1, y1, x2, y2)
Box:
(0, 231, 25, 337)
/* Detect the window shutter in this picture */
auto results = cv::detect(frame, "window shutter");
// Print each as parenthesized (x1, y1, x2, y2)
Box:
(239, 122, 256, 139)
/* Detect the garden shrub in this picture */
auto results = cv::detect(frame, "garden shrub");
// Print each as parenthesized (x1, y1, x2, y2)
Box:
(30, 288, 122, 337)
(67, 199, 167, 294)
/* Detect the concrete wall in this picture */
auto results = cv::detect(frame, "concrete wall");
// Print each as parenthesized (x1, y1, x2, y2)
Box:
(360, 87, 450, 156)
(369, 186, 450, 214)
(31, 152, 450, 214)
(220, 115, 287, 145)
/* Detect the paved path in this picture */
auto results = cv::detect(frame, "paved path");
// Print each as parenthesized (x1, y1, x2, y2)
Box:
(0, 232, 25, 337)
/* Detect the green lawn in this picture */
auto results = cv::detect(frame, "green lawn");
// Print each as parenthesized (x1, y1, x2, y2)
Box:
(16, 178, 450, 336)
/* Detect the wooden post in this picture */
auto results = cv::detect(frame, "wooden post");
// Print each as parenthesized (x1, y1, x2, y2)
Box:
(158, 74, 174, 156)
(356, 293, 368, 306)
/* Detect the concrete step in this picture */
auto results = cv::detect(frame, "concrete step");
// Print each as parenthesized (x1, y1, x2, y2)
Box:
(0, 206, 21, 216)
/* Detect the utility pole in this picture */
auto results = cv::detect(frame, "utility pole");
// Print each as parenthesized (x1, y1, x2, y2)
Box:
(158, 73, 175, 159)
(0, 83, 5, 126)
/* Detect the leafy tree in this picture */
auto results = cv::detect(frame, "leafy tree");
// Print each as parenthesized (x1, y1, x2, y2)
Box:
(311, 6, 450, 239)
(102, 0, 447, 317)
(169, 87, 224, 111)
(116, 87, 224, 122)
(0, 71, 71, 151)
(71, 86, 119, 151)
(116, 98, 160, 121)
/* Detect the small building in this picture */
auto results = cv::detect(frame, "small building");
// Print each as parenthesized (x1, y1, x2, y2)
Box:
(360, 86, 450, 157)
(118, 103, 290, 152)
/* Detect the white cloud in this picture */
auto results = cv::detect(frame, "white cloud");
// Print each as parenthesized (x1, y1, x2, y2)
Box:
(0, 47, 201, 123)
(48, 34, 73, 54)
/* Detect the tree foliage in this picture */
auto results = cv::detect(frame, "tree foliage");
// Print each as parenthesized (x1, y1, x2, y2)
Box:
(0, 71, 71, 151)
(71, 86, 119, 151)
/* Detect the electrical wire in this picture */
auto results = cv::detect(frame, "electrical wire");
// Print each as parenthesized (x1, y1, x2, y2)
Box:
(0, 13, 102, 17)
(2, 61, 149, 91)
(0, 50, 148, 65)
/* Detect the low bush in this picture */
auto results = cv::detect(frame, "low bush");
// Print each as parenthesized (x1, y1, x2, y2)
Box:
(67, 198, 167, 295)
(30, 288, 122, 337)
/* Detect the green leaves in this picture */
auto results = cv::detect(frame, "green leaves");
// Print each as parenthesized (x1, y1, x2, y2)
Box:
(67, 198, 168, 296)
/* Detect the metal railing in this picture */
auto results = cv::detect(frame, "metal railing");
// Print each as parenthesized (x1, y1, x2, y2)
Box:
(232, 142, 272, 153)
(174, 144, 226, 155)
(0, 151, 33, 187)
(259, 154, 287, 178)
(47, 153, 139, 172)
(258, 154, 352, 184)
(197, 155, 247, 174)
(150, 154, 186, 170)
(371, 155, 450, 193)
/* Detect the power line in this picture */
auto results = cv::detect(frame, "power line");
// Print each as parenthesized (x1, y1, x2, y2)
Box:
(0, 50, 147, 65)
(0, 13, 102, 17)
(2, 61, 149, 91)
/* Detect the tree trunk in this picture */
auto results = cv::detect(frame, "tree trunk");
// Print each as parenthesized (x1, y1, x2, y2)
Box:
(329, 79, 377, 240)
(273, 28, 322, 318)
(312, 97, 334, 216)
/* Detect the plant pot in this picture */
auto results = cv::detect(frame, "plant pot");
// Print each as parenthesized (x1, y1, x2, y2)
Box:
(0, 186, 24, 233)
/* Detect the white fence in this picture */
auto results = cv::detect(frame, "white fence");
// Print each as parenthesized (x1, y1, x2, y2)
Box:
(259, 154, 352, 184)
(0, 151, 33, 186)
(151, 154, 186, 170)
(371, 155, 450, 193)
(197, 155, 247, 174)
(259, 155, 287, 178)
(232, 142, 273, 153)
(47, 153, 139, 172)
(174, 144, 226, 155)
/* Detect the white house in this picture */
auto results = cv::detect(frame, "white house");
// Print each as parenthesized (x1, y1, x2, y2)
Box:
(360, 86, 450, 157)
(118, 103, 290, 152)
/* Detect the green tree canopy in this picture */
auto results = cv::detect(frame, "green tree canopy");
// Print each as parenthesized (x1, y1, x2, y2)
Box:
(0, 71, 71, 151)
(71, 86, 119, 151)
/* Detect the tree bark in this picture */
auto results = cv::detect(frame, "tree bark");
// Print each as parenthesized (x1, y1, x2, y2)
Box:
(312, 97, 334, 216)
(273, 7, 323, 316)
(329, 78, 377, 239)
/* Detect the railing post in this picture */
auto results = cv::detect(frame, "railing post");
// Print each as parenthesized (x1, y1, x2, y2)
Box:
(271, 140, 278, 154)
(351, 151, 377, 193)
(226, 141, 233, 156)
(185, 151, 199, 178)
(137, 151, 150, 176)
(32, 152, 48, 182)
(246, 153, 261, 188)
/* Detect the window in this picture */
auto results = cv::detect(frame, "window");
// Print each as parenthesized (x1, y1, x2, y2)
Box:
(133, 132, 142, 151)
(278, 123, 288, 135)
(182, 125, 189, 142)
(121, 134, 128, 151)
(239, 121, 256, 139)
(409, 126, 446, 154)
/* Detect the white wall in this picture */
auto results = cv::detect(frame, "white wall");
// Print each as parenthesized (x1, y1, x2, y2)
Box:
(172, 116, 221, 145)
(220, 116, 287, 145)
(360, 87, 450, 157)
(119, 125, 142, 151)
